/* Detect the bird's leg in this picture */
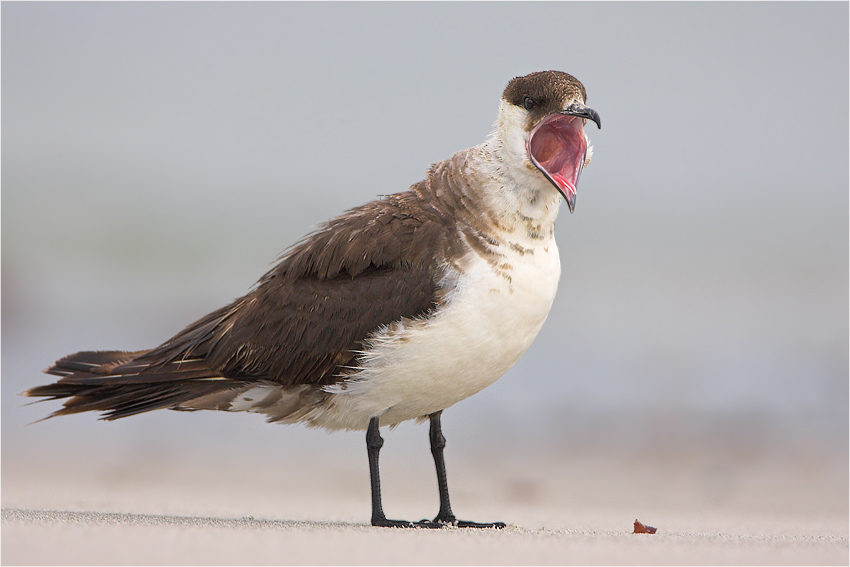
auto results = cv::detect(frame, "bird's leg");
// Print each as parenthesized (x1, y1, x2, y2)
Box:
(427, 410, 456, 524)
(416, 411, 506, 529)
(367, 416, 415, 528)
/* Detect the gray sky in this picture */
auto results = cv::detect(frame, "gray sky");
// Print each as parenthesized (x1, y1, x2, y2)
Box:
(3, 2, 847, 457)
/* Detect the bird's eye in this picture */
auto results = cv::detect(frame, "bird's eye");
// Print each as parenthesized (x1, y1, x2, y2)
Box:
(523, 97, 535, 111)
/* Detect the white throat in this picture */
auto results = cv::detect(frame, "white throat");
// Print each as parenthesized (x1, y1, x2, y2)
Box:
(474, 101, 566, 229)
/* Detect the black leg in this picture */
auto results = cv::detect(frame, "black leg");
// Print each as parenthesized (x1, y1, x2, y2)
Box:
(367, 416, 414, 527)
(428, 410, 457, 524)
(417, 411, 506, 529)
(366, 413, 505, 529)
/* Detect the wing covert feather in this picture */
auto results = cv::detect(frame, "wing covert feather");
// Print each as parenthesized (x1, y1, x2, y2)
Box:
(138, 189, 455, 387)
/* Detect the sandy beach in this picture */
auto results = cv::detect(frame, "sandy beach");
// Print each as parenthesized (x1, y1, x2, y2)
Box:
(3, 444, 846, 565)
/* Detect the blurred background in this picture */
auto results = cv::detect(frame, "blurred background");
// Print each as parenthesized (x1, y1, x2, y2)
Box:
(3, 2, 847, 528)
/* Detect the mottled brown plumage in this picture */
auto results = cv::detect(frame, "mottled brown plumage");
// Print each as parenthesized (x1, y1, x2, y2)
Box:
(25, 70, 600, 529)
(27, 71, 599, 431)
(27, 151, 498, 420)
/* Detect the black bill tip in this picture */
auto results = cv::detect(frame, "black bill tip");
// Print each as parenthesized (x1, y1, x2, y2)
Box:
(559, 103, 601, 130)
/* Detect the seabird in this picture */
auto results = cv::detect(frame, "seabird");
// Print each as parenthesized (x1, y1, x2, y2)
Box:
(25, 70, 601, 528)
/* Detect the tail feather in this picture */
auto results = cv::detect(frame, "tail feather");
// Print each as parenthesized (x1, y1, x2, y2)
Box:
(26, 350, 247, 420)
(45, 350, 144, 376)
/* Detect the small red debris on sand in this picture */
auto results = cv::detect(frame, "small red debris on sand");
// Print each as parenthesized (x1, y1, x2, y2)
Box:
(633, 519, 657, 534)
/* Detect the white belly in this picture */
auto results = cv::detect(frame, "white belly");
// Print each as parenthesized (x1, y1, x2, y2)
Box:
(317, 234, 561, 430)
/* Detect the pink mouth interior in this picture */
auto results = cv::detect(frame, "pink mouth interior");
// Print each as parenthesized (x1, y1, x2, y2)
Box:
(527, 114, 587, 200)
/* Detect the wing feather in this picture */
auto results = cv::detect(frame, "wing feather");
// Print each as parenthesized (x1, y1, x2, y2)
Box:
(26, 187, 458, 419)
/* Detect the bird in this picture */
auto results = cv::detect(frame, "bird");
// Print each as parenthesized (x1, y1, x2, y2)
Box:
(25, 70, 601, 529)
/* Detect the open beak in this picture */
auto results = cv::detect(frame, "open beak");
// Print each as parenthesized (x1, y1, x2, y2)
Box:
(527, 102, 601, 213)
(559, 102, 602, 131)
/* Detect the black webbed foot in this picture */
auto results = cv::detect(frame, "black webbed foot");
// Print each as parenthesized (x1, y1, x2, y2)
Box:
(371, 513, 505, 529)
(452, 519, 507, 529)
(413, 514, 506, 529)
(371, 516, 416, 528)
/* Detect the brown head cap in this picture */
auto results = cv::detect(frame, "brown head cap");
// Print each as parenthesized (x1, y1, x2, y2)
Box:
(502, 71, 588, 128)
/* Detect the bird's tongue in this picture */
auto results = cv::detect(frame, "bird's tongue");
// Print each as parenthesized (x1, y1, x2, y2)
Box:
(527, 114, 587, 211)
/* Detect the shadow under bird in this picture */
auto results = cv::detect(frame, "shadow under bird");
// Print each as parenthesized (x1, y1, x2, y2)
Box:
(25, 70, 601, 528)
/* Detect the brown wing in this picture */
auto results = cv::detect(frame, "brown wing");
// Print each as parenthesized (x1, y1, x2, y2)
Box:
(141, 188, 454, 386)
(140, 263, 440, 387)
(26, 187, 457, 419)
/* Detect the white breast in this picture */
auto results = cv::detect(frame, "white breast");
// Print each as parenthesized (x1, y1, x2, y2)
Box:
(318, 230, 561, 431)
